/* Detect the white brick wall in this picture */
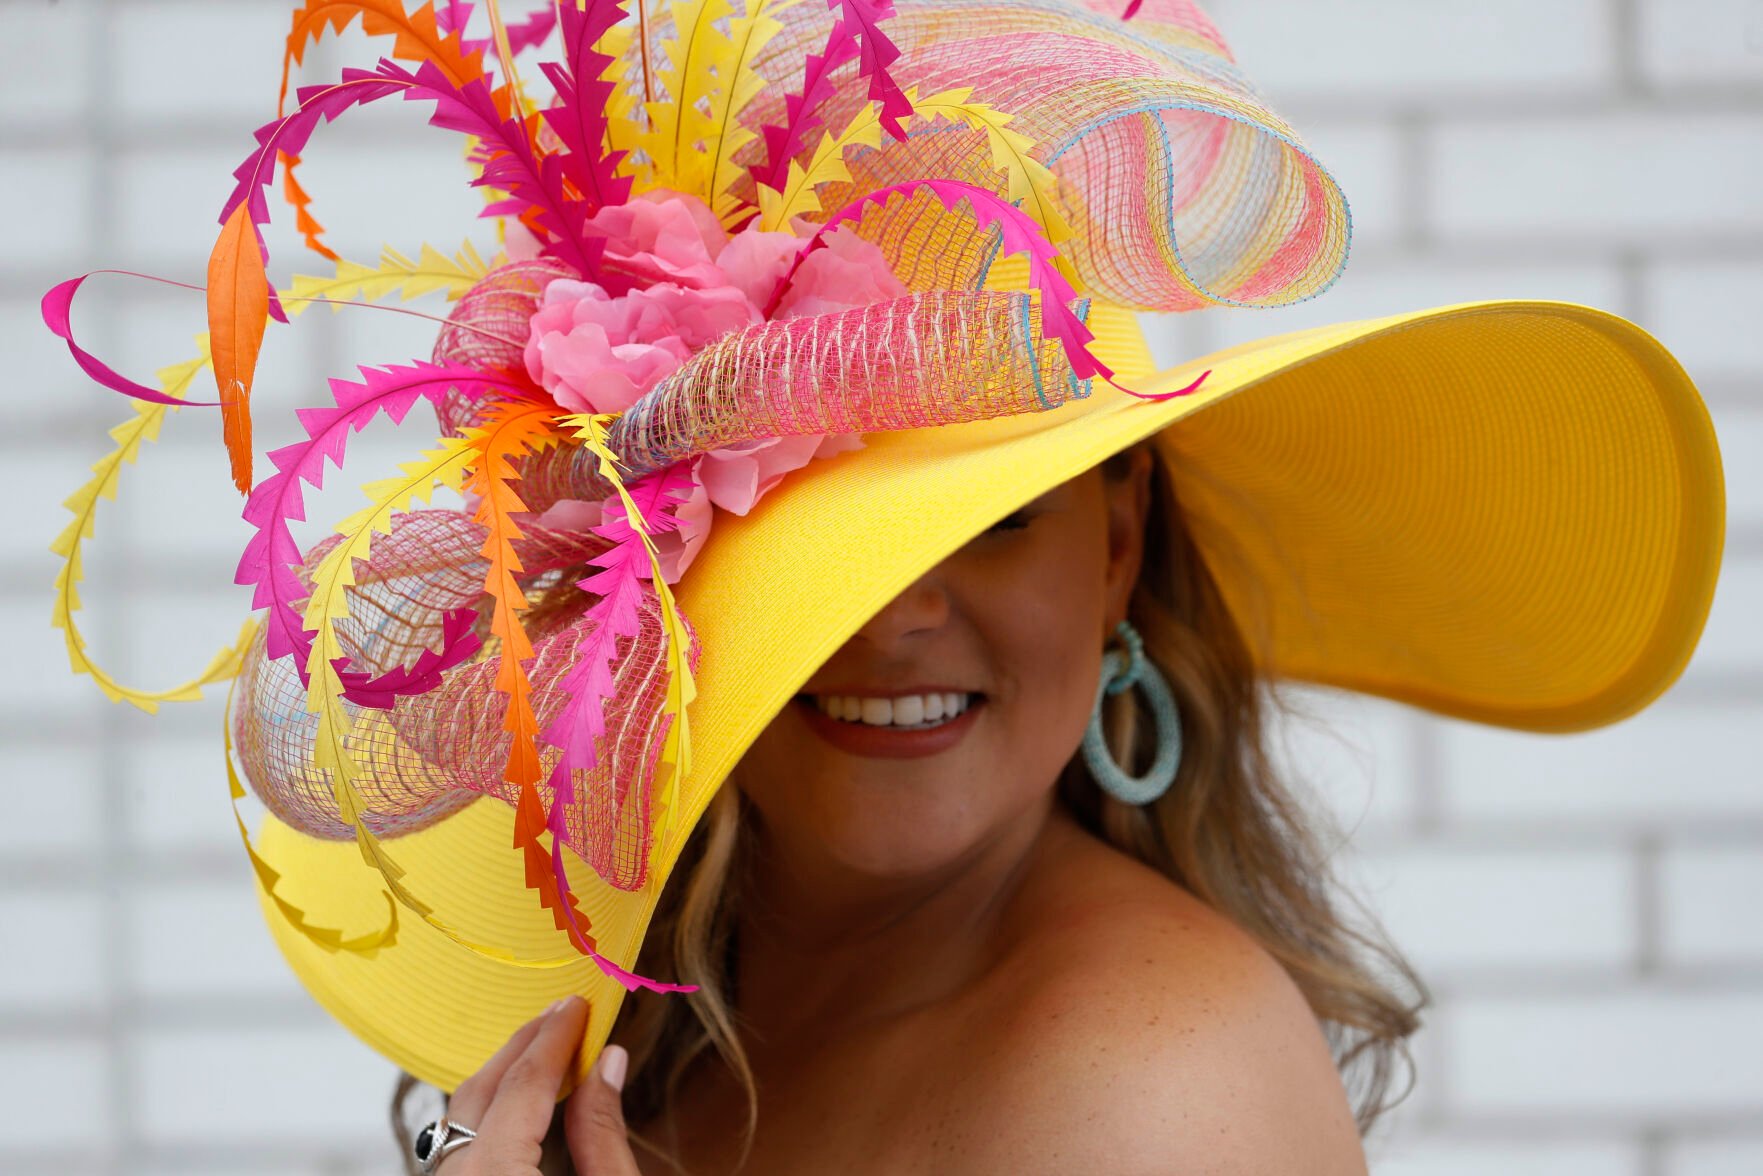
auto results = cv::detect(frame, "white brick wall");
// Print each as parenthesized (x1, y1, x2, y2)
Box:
(2, 0, 1758, 1172)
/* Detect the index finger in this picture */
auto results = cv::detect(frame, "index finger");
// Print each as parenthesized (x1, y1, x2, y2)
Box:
(476, 996, 593, 1146)
(447, 1001, 557, 1126)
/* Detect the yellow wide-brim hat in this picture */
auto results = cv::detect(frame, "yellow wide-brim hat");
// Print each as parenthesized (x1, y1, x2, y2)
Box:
(247, 296, 1724, 1090)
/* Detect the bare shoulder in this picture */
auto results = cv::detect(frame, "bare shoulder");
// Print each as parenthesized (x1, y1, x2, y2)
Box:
(940, 830, 1367, 1175)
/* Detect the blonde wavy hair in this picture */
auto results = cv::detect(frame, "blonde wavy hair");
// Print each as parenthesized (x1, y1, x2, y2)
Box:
(394, 439, 1429, 1173)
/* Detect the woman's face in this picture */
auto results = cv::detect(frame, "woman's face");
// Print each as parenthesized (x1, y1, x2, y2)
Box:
(733, 448, 1153, 880)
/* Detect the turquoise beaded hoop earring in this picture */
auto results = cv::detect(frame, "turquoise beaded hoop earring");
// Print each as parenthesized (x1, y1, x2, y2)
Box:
(1081, 620, 1183, 805)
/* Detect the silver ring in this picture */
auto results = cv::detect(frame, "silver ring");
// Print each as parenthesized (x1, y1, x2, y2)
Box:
(413, 1115, 478, 1174)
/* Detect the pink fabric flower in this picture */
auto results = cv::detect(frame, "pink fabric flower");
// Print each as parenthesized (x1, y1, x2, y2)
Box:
(523, 277, 758, 414)
(590, 190, 730, 288)
(502, 216, 543, 262)
(716, 228, 809, 309)
(531, 432, 865, 583)
(513, 191, 920, 580)
(773, 227, 909, 319)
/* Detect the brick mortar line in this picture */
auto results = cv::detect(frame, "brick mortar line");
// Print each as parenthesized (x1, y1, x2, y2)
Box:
(1356, 822, 1763, 851)
(1409, 708, 1444, 837)
(0, 853, 245, 887)
(4, 86, 1762, 151)
(0, 997, 336, 1037)
(1634, 831, 1663, 977)
(1424, 966, 1763, 997)
(85, 5, 132, 1171)
(1271, 89, 1763, 122)
(1395, 110, 1428, 252)
(1395, 1111, 1763, 1136)
(1640, 1126, 1667, 1176)
(1618, 248, 1648, 324)
(1614, 0, 1645, 98)
(18, 244, 1763, 312)
(0, 1141, 387, 1171)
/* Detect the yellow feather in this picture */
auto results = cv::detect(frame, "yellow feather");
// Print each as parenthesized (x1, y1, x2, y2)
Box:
(757, 100, 888, 229)
(641, 0, 735, 194)
(599, 21, 647, 184)
(49, 238, 494, 720)
(705, 0, 798, 221)
(562, 413, 698, 844)
(905, 89, 1082, 286)
(284, 240, 495, 316)
(225, 663, 399, 956)
(49, 336, 252, 713)
(300, 413, 583, 967)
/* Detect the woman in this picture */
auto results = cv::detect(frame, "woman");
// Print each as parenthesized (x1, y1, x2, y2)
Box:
(425, 442, 1415, 1174)
(40, 0, 1721, 1173)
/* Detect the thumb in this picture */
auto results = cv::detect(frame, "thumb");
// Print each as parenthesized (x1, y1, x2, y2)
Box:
(565, 1044, 642, 1176)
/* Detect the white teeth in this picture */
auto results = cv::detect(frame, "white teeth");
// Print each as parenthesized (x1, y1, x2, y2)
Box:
(812, 692, 972, 727)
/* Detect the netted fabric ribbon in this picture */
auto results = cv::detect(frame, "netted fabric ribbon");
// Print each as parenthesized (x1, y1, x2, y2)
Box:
(606, 288, 1092, 480)
(232, 509, 699, 891)
(429, 261, 1094, 506)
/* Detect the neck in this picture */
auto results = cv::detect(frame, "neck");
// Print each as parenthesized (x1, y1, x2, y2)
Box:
(730, 792, 1079, 1047)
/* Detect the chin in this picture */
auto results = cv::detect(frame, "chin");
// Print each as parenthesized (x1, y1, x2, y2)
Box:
(768, 777, 994, 879)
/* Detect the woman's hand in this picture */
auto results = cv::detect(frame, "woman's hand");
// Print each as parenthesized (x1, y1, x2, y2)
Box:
(437, 994, 641, 1176)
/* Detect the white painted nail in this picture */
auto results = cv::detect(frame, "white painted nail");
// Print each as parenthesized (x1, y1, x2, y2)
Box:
(600, 1044, 628, 1092)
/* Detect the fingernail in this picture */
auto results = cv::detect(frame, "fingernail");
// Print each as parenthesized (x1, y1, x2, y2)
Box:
(600, 1044, 628, 1092)
(546, 997, 568, 1016)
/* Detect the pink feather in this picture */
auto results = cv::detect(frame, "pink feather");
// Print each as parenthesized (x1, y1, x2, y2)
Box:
(435, 1, 560, 58)
(772, 179, 1112, 380)
(536, 460, 696, 991)
(826, 0, 911, 139)
(41, 274, 222, 408)
(752, 18, 861, 195)
(536, 0, 635, 214)
(234, 361, 527, 703)
(538, 462, 695, 772)
(220, 68, 415, 325)
(378, 58, 602, 278)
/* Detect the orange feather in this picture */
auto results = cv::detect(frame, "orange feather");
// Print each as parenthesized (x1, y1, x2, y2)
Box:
(206, 203, 270, 495)
(462, 399, 562, 789)
(279, 151, 339, 262)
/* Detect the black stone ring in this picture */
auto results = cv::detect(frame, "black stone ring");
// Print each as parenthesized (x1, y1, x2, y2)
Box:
(413, 1115, 478, 1175)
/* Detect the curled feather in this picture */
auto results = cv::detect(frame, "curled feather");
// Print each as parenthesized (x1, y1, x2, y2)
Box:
(50, 340, 252, 712)
(236, 360, 521, 701)
(783, 178, 1110, 379)
(299, 421, 580, 966)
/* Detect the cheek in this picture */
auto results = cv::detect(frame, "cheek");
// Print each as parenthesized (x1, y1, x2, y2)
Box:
(983, 600, 1104, 793)
(976, 538, 1110, 791)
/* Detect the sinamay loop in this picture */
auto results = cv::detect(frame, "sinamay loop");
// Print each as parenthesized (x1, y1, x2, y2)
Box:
(234, 511, 700, 891)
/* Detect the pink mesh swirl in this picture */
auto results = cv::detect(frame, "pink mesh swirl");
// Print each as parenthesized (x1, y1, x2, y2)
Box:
(606, 289, 1092, 480)
(430, 258, 578, 439)
(428, 261, 623, 513)
(625, 0, 1346, 311)
(231, 509, 701, 891)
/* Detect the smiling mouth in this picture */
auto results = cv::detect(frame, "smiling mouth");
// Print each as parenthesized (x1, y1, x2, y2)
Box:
(791, 692, 986, 760)
(793, 691, 980, 731)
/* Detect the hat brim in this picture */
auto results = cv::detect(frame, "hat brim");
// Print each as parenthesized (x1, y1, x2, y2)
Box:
(248, 298, 1723, 1091)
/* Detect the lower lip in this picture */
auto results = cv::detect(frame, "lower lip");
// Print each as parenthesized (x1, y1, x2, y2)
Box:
(794, 696, 985, 759)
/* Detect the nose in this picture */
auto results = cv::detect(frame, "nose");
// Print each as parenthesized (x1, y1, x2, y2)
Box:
(852, 568, 951, 650)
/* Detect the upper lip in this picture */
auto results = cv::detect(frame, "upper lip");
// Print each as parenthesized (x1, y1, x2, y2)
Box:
(799, 685, 981, 698)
